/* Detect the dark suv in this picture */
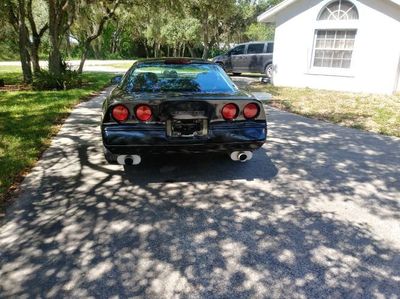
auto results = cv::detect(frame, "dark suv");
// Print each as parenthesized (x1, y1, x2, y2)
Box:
(212, 41, 274, 78)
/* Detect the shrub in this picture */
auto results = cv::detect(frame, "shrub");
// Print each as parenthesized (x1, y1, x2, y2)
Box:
(32, 69, 82, 90)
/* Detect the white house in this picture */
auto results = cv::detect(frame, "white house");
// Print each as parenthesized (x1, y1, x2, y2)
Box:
(258, 0, 400, 94)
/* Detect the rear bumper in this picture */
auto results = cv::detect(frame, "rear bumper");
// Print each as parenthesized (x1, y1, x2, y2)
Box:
(102, 121, 266, 154)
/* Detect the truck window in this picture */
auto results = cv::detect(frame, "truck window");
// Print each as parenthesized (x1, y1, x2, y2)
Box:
(247, 43, 265, 54)
(266, 43, 274, 53)
(230, 45, 245, 55)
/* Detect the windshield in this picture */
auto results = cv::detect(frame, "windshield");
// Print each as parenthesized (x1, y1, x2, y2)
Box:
(122, 63, 237, 93)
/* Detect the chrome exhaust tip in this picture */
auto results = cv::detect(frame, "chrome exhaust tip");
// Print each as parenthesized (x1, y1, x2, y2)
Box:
(125, 157, 134, 165)
(237, 153, 248, 161)
(117, 155, 141, 165)
(230, 151, 253, 162)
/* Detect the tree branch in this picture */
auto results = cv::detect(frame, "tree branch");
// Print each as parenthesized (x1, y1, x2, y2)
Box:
(38, 23, 49, 38)
(5, 0, 19, 33)
(85, 0, 121, 44)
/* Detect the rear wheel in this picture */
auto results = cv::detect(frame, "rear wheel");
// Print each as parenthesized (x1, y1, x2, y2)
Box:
(265, 64, 273, 79)
(103, 146, 118, 164)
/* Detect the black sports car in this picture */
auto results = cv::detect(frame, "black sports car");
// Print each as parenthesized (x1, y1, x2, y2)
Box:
(101, 58, 267, 165)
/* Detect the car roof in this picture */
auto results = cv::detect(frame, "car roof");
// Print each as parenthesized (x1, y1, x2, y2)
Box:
(135, 58, 213, 65)
(235, 41, 274, 46)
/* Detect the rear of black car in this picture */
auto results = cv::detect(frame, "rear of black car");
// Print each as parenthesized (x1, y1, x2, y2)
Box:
(101, 59, 266, 164)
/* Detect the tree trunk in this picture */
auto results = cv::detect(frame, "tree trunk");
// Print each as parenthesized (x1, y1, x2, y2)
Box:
(65, 31, 71, 58)
(201, 17, 209, 59)
(5, 0, 33, 82)
(49, 42, 63, 77)
(78, 46, 88, 74)
(30, 38, 41, 74)
(158, 43, 161, 57)
(182, 43, 186, 57)
(76, 2, 120, 74)
(48, 0, 63, 77)
(17, 0, 32, 83)
(154, 41, 161, 58)
(143, 40, 149, 58)
(6, 0, 50, 79)
(188, 46, 196, 58)
(27, 0, 48, 74)
(202, 43, 209, 60)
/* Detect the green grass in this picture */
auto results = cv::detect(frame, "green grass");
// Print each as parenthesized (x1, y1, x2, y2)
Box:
(107, 62, 134, 70)
(0, 71, 114, 204)
(0, 65, 23, 73)
(0, 66, 24, 85)
(246, 83, 400, 138)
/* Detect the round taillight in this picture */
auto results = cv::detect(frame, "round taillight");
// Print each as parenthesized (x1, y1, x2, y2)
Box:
(135, 104, 152, 121)
(221, 103, 238, 120)
(243, 103, 259, 119)
(112, 104, 129, 122)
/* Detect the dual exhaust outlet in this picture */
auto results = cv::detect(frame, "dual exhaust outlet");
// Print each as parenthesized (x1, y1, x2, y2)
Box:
(116, 151, 253, 165)
(229, 151, 253, 162)
(117, 155, 141, 166)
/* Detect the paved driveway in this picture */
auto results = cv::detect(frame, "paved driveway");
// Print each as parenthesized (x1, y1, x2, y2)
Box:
(1, 84, 399, 298)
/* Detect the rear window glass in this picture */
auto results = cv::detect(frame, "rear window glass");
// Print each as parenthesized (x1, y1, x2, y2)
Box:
(247, 43, 265, 54)
(123, 64, 237, 93)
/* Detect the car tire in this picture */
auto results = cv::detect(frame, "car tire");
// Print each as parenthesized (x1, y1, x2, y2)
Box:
(103, 146, 118, 164)
(232, 72, 241, 76)
(264, 64, 273, 79)
(216, 62, 225, 71)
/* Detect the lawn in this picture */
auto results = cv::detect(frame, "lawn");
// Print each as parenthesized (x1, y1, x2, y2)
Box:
(247, 83, 400, 138)
(0, 71, 114, 206)
(106, 62, 134, 70)
(0, 67, 24, 85)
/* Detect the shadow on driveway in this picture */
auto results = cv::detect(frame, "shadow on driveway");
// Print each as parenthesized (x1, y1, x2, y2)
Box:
(122, 149, 278, 185)
(1, 88, 399, 298)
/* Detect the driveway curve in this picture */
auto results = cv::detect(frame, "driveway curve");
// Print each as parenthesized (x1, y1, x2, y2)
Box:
(1, 84, 399, 298)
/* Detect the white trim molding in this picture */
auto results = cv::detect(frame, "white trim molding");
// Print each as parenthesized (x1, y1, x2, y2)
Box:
(258, 0, 399, 23)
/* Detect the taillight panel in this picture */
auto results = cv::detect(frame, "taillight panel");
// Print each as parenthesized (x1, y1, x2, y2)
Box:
(221, 102, 261, 121)
(112, 104, 129, 122)
(221, 103, 239, 121)
(243, 103, 260, 119)
(135, 104, 153, 121)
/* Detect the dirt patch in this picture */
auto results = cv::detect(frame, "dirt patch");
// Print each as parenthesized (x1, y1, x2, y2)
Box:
(0, 85, 31, 92)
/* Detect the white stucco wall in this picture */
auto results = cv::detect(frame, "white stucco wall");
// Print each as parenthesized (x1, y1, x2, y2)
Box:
(270, 0, 400, 94)
(397, 55, 400, 93)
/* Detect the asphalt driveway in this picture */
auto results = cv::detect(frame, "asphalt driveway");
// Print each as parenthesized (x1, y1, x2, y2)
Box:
(1, 84, 399, 298)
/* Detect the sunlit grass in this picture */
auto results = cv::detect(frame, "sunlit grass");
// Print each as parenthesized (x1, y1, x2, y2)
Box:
(247, 83, 400, 138)
(107, 62, 134, 70)
(0, 72, 114, 203)
(0, 66, 24, 85)
(0, 65, 22, 73)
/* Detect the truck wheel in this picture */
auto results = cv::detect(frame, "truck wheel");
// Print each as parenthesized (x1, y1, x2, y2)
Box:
(216, 62, 225, 71)
(265, 64, 273, 79)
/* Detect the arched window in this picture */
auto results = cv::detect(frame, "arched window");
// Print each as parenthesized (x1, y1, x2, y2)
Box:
(318, 0, 359, 21)
(312, 1, 358, 69)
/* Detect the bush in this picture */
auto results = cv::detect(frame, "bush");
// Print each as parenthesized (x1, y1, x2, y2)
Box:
(32, 69, 82, 90)
(209, 48, 227, 58)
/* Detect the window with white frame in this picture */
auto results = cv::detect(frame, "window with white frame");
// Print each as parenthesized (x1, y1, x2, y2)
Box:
(313, 30, 356, 68)
(312, 0, 358, 69)
(318, 0, 359, 20)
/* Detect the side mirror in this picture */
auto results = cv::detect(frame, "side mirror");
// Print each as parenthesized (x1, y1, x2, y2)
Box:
(111, 75, 123, 85)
